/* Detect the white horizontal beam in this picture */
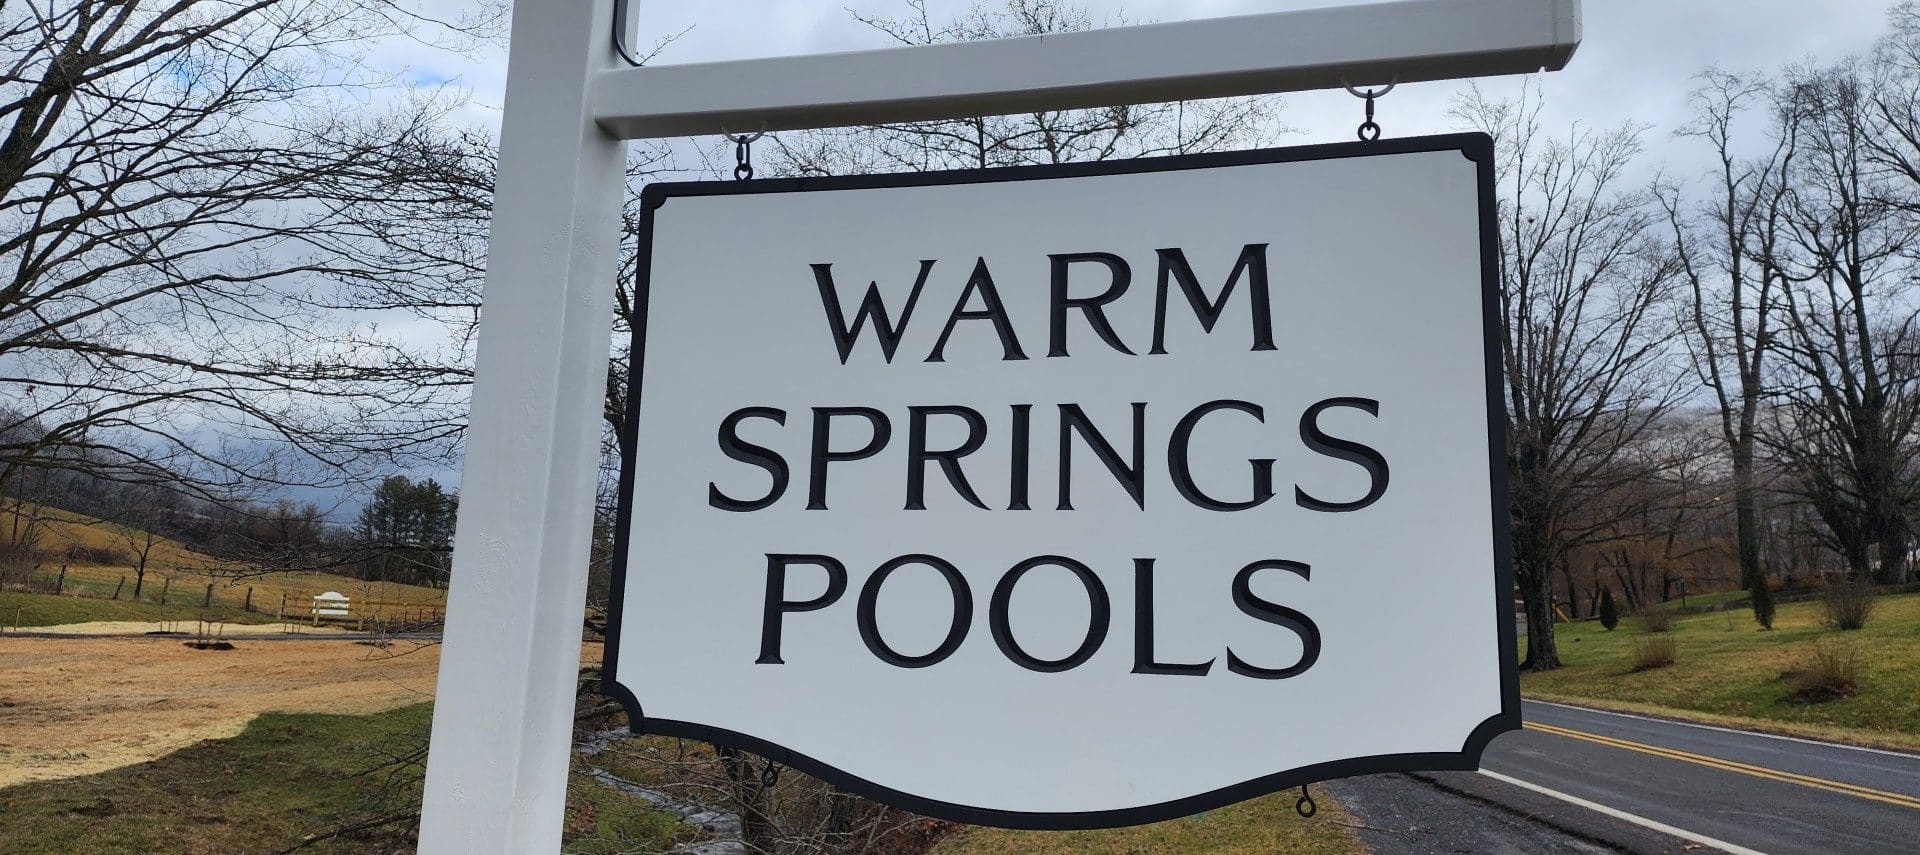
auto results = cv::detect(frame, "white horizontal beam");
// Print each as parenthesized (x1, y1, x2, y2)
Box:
(594, 0, 1581, 140)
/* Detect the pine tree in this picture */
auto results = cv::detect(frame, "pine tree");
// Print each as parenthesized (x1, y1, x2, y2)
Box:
(1598, 586, 1620, 631)
(357, 476, 458, 586)
(1751, 573, 1775, 630)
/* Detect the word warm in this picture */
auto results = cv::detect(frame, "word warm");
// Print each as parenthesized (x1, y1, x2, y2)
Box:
(812, 244, 1276, 363)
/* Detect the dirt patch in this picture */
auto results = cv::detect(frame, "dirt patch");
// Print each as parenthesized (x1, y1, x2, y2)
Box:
(0, 635, 604, 789)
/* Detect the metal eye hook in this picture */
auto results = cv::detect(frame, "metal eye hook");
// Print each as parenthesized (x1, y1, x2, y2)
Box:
(722, 126, 767, 181)
(1342, 77, 1398, 100)
(721, 127, 767, 147)
(1296, 784, 1318, 818)
(1343, 76, 1398, 142)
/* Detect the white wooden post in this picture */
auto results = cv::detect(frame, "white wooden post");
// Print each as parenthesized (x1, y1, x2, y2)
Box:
(416, 0, 629, 852)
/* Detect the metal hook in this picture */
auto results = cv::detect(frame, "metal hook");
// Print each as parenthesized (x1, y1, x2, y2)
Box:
(721, 127, 767, 146)
(723, 128, 765, 181)
(1342, 77, 1399, 100)
(1343, 76, 1397, 143)
(611, 0, 644, 67)
(1295, 784, 1317, 818)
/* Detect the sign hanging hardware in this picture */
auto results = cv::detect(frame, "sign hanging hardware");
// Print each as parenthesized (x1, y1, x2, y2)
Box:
(728, 130, 765, 181)
(1344, 77, 1398, 142)
(1296, 784, 1318, 818)
(610, 0, 644, 67)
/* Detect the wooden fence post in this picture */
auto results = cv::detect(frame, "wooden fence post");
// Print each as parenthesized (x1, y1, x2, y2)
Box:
(244, 588, 254, 612)
(54, 565, 67, 595)
(112, 577, 125, 600)
(203, 583, 214, 608)
(159, 577, 171, 605)
(277, 593, 286, 622)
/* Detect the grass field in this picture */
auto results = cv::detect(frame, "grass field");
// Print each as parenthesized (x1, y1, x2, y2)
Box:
(44, 561, 447, 614)
(0, 705, 433, 854)
(5, 499, 444, 624)
(1523, 591, 1920, 749)
(0, 701, 740, 855)
(1658, 588, 1747, 612)
(932, 795, 1360, 854)
(0, 589, 278, 628)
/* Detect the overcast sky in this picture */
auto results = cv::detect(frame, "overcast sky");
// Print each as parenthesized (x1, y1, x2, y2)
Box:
(394, 0, 1903, 172)
(338, 0, 1903, 507)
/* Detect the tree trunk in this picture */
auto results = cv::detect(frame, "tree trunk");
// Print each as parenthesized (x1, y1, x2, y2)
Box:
(1522, 573, 1560, 670)
(1732, 449, 1762, 590)
(1560, 564, 1582, 619)
(823, 785, 860, 852)
(1516, 526, 1561, 670)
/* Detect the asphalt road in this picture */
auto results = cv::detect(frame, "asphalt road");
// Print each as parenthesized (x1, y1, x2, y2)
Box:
(1334, 699, 1920, 854)
(1491, 700, 1920, 854)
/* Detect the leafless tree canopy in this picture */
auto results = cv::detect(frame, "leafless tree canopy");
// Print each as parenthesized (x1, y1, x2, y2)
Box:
(767, 0, 1283, 177)
(1455, 83, 1683, 670)
(0, 0, 495, 503)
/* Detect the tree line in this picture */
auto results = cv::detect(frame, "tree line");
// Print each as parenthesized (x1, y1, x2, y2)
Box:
(1484, 6, 1920, 669)
(3, 0, 1918, 667)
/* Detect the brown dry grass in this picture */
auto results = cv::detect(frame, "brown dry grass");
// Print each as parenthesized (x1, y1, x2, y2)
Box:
(8, 500, 446, 611)
(0, 636, 603, 789)
(8, 500, 220, 571)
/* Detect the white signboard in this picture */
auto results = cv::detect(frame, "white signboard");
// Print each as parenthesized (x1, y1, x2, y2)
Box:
(604, 134, 1517, 829)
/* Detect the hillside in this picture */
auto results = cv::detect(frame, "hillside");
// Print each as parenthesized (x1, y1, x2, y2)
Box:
(2, 500, 443, 626)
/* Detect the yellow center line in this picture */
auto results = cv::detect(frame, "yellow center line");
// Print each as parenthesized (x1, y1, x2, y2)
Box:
(1521, 721, 1920, 812)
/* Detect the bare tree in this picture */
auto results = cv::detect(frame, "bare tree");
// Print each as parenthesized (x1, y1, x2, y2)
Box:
(1660, 70, 1802, 601)
(114, 484, 180, 598)
(1765, 61, 1920, 585)
(1454, 84, 1683, 670)
(0, 1, 493, 505)
(767, 0, 1283, 176)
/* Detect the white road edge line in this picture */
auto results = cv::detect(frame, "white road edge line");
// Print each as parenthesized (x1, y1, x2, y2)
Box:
(1479, 770, 1769, 855)
(1527, 698, 1920, 759)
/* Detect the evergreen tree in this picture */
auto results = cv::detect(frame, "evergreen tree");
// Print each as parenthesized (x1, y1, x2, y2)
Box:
(1751, 573, 1775, 630)
(1598, 586, 1620, 631)
(356, 476, 458, 586)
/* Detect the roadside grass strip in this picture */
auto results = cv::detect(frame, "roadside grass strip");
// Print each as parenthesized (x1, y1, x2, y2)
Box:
(1522, 721, 1920, 811)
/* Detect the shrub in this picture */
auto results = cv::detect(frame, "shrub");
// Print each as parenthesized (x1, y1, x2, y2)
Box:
(1751, 574, 1775, 630)
(1822, 579, 1876, 631)
(1598, 587, 1620, 631)
(63, 544, 128, 565)
(1784, 644, 1859, 703)
(1630, 636, 1676, 671)
(1634, 605, 1672, 634)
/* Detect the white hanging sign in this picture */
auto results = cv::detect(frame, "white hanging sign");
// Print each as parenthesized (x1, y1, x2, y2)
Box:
(604, 134, 1517, 829)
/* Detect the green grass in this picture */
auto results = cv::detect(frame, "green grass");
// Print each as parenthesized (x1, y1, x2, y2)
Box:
(1523, 591, 1920, 749)
(563, 760, 700, 854)
(0, 703, 696, 855)
(932, 794, 1361, 855)
(0, 589, 279, 628)
(0, 705, 432, 854)
(1659, 588, 1748, 612)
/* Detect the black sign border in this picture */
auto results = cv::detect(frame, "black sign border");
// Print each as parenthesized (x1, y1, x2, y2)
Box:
(602, 132, 1518, 831)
